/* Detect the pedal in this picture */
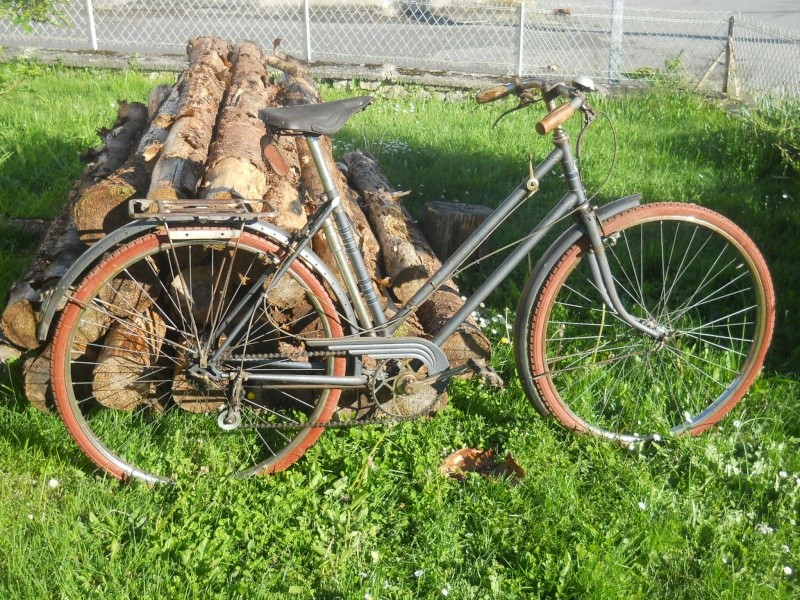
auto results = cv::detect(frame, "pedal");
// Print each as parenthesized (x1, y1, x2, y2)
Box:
(468, 358, 505, 388)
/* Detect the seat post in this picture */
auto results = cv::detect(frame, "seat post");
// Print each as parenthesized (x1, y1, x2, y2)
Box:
(305, 135, 387, 331)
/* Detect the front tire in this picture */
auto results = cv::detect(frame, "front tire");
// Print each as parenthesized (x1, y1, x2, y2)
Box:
(515, 203, 775, 442)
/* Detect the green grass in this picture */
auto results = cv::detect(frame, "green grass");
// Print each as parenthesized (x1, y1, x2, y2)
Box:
(2, 61, 800, 598)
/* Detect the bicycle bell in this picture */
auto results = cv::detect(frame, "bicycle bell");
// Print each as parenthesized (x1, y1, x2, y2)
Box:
(571, 76, 596, 92)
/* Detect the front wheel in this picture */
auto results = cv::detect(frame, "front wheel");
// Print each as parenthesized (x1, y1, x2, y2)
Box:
(515, 203, 775, 442)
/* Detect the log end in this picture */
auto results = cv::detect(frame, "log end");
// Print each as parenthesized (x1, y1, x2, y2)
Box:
(1, 298, 40, 350)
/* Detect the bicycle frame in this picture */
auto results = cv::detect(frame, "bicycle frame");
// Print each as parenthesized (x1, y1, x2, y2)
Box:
(39, 98, 663, 391)
(299, 124, 666, 345)
(205, 119, 665, 388)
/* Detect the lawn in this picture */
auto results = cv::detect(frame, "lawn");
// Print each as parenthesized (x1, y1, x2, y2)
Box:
(1, 60, 799, 598)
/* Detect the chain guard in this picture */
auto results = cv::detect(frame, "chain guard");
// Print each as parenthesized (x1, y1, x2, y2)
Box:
(213, 351, 441, 431)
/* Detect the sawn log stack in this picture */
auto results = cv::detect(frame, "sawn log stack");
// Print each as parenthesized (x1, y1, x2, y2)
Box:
(0, 37, 491, 410)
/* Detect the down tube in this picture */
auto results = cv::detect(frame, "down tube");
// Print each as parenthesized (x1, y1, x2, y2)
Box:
(386, 146, 564, 335)
(431, 191, 579, 346)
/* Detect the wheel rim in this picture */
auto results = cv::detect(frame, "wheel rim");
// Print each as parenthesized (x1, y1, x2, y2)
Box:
(51, 229, 345, 482)
(530, 207, 772, 442)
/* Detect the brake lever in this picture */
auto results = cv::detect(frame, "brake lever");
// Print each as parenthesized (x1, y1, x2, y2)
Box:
(491, 91, 541, 128)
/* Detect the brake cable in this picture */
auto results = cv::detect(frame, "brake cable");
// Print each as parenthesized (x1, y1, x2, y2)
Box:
(491, 90, 542, 128)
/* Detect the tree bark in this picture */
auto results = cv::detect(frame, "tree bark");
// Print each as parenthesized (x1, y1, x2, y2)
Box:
(344, 150, 491, 367)
(2, 101, 149, 349)
(200, 41, 274, 204)
(147, 37, 232, 201)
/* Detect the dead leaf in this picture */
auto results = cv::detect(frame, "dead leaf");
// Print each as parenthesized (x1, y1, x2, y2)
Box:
(440, 448, 525, 482)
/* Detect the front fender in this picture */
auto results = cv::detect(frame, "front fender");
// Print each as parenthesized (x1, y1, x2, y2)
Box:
(525, 194, 642, 300)
(512, 194, 642, 416)
(37, 218, 359, 342)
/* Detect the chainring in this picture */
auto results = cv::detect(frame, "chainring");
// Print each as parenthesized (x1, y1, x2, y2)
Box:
(369, 359, 443, 418)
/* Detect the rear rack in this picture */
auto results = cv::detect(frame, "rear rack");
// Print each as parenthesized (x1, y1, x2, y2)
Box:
(128, 198, 277, 220)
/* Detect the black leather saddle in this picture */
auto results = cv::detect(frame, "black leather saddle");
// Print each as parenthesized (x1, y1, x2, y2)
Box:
(258, 96, 374, 136)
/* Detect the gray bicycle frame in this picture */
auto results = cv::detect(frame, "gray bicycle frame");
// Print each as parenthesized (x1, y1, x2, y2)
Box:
(227, 115, 664, 388)
(302, 123, 664, 343)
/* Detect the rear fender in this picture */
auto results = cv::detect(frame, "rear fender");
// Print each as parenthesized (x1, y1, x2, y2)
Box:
(37, 218, 359, 342)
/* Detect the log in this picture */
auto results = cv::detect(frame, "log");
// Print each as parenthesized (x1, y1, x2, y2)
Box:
(148, 84, 173, 120)
(147, 37, 232, 200)
(23, 347, 51, 412)
(73, 37, 231, 242)
(344, 150, 491, 367)
(23, 309, 112, 410)
(73, 86, 181, 242)
(92, 306, 166, 410)
(2, 101, 149, 349)
(420, 201, 493, 262)
(269, 50, 384, 294)
(200, 41, 274, 204)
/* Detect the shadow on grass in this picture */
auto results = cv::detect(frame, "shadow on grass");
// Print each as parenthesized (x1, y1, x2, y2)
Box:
(0, 134, 87, 218)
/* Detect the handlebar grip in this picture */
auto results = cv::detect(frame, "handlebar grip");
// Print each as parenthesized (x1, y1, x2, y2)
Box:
(535, 97, 582, 135)
(475, 84, 514, 104)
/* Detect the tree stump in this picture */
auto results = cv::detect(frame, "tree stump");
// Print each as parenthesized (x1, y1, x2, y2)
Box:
(420, 201, 493, 263)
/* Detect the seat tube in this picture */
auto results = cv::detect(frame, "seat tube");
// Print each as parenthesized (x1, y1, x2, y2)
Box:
(305, 136, 386, 330)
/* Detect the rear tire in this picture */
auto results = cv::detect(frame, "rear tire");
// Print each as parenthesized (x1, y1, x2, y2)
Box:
(515, 203, 775, 442)
(51, 227, 346, 483)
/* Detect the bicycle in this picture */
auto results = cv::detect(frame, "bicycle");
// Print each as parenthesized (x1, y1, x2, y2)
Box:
(39, 76, 775, 484)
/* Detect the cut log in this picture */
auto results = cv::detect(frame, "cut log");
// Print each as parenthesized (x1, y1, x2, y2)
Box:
(2, 101, 149, 349)
(92, 306, 166, 410)
(22, 307, 113, 410)
(148, 84, 173, 120)
(0, 331, 22, 364)
(73, 87, 181, 242)
(200, 41, 275, 204)
(344, 150, 491, 367)
(420, 201, 493, 262)
(23, 347, 51, 411)
(147, 37, 232, 201)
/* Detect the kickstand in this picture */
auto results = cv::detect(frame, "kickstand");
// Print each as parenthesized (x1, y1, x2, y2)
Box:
(468, 358, 505, 388)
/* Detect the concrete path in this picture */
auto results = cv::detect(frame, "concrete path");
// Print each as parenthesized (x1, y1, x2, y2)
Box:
(626, 0, 800, 33)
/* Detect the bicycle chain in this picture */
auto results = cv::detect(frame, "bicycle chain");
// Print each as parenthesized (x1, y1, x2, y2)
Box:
(229, 349, 435, 431)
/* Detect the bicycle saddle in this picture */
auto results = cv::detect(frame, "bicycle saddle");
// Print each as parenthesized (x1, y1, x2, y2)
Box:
(259, 96, 374, 135)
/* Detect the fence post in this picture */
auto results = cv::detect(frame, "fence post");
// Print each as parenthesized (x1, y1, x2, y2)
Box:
(608, 0, 624, 83)
(85, 0, 98, 51)
(722, 15, 738, 97)
(304, 0, 312, 62)
(517, 1, 525, 77)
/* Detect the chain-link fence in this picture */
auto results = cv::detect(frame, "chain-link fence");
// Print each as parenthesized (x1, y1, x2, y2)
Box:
(2, 1, 798, 95)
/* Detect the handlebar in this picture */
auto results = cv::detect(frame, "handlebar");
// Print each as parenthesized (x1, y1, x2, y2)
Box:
(475, 78, 587, 136)
(475, 78, 549, 104)
(535, 96, 583, 135)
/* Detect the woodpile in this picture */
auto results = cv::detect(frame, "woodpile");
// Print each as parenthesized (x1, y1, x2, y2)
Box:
(0, 36, 491, 410)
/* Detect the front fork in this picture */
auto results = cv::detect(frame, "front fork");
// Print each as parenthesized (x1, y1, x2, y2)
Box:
(577, 206, 668, 341)
(550, 120, 667, 343)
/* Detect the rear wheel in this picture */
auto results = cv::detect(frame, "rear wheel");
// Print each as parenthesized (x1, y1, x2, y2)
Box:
(516, 203, 775, 442)
(51, 227, 346, 483)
